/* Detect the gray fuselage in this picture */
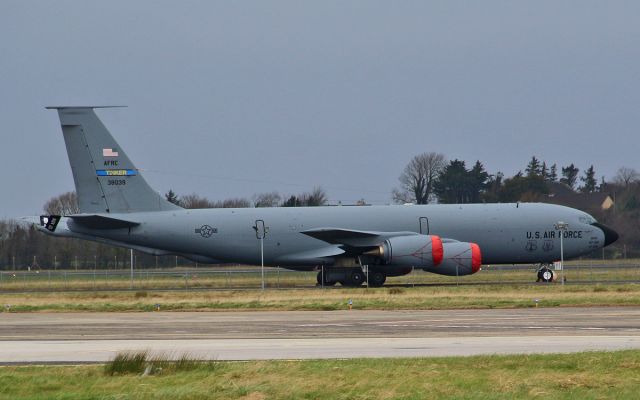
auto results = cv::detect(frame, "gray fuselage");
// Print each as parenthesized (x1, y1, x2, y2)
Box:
(62, 202, 605, 267)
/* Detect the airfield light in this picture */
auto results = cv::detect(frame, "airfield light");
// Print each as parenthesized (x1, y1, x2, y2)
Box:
(554, 221, 569, 286)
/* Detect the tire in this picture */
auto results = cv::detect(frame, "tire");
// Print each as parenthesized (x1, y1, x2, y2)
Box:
(367, 271, 386, 287)
(317, 270, 336, 286)
(345, 270, 365, 286)
(537, 267, 554, 283)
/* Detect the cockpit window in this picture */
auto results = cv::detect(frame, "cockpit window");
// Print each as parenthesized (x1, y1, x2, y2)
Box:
(578, 214, 597, 224)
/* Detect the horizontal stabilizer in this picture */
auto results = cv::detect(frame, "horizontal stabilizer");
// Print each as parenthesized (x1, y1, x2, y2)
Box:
(68, 214, 140, 229)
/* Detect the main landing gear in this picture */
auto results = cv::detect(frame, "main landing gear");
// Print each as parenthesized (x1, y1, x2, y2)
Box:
(317, 268, 387, 287)
(536, 264, 554, 283)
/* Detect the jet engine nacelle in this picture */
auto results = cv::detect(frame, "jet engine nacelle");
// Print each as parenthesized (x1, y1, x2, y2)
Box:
(372, 234, 444, 268)
(422, 241, 482, 276)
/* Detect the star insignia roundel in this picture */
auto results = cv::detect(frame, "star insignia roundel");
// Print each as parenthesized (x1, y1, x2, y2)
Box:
(199, 225, 214, 238)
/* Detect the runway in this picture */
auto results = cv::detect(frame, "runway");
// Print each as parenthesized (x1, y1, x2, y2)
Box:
(2, 307, 640, 363)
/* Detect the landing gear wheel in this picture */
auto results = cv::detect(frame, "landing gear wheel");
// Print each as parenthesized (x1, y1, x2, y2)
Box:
(367, 272, 386, 287)
(537, 267, 554, 283)
(316, 271, 336, 286)
(347, 270, 365, 286)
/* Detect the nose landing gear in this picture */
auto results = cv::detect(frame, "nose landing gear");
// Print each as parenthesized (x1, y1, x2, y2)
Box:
(536, 264, 554, 282)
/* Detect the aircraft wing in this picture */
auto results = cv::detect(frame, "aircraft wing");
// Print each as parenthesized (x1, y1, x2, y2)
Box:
(275, 245, 345, 264)
(301, 227, 417, 247)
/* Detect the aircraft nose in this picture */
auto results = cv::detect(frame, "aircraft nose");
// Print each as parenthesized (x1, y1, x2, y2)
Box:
(592, 222, 619, 247)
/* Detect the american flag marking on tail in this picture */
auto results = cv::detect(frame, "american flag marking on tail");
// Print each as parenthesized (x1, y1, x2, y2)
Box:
(103, 148, 119, 157)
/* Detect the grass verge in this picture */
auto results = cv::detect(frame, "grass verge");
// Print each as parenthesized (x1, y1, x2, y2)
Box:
(1, 283, 640, 312)
(105, 351, 205, 376)
(2, 262, 638, 292)
(1, 350, 640, 399)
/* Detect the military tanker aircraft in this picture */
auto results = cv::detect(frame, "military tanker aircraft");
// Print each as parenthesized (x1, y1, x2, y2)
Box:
(33, 107, 618, 286)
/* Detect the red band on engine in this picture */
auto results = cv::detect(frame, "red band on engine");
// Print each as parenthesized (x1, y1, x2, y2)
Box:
(431, 235, 444, 266)
(471, 243, 482, 273)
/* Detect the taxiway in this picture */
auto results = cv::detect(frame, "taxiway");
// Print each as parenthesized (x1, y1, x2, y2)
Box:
(1, 307, 639, 363)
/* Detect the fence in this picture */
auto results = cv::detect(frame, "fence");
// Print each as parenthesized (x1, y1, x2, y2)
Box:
(1, 260, 639, 292)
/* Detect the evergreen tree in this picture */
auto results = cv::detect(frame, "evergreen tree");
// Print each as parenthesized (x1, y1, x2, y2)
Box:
(548, 164, 558, 182)
(164, 189, 181, 206)
(482, 172, 503, 203)
(434, 159, 469, 204)
(434, 160, 476, 204)
(560, 164, 580, 190)
(468, 161, 489, 202)
(498, 174, 548, 202)
(599, 176, 606, 192)
(580, 165, 597, 193)
(540, 162, 548, 181)
(525, 156, 541, 177)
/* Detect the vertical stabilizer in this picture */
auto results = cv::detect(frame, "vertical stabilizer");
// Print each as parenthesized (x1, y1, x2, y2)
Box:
(47, 106, 181, 213)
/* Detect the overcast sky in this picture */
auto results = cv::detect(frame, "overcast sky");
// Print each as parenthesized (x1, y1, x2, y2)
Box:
(1, 1, 639, 218)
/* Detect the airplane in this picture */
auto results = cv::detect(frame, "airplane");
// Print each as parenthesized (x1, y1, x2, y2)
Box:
(32, 106, 618, 287)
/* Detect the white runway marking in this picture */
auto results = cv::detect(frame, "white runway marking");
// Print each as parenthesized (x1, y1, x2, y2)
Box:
(1, 336, 640, 363)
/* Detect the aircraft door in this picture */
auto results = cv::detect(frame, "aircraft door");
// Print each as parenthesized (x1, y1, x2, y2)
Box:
(419, 217, 429, 235)
(254, 219, 267, 239)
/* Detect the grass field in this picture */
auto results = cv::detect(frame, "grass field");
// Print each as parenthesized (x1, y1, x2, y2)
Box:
(1, 282, 640, 312)
(1, 350, 640, 399)
(1, 260, 639, 293)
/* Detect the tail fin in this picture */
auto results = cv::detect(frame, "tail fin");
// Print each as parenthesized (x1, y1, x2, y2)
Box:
(47, 106, 181, 214)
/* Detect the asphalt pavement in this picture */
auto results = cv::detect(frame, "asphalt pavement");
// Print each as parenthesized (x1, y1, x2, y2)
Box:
(1, 307, 639, 363)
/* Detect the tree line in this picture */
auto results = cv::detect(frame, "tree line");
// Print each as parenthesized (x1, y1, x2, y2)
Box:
(392, 152, 640, 254)
(0, 187, 330, 270)
(392, 152, 608, 205)
(164, 186, 329, 209)
(1, 153, 639, 270)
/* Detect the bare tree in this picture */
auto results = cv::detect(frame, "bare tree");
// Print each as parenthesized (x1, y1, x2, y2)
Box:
(393, 152, 447, 204)
(181, 193, 216, 209)
(253, 192, 281, 208)
(43, 191, 80, 215)
(614, 167, 639, 187)
(282, 187, 328, 207)
(303, 186, 328, 206)
(215, 198, 251, 208)
(167, 191, 252, 209)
